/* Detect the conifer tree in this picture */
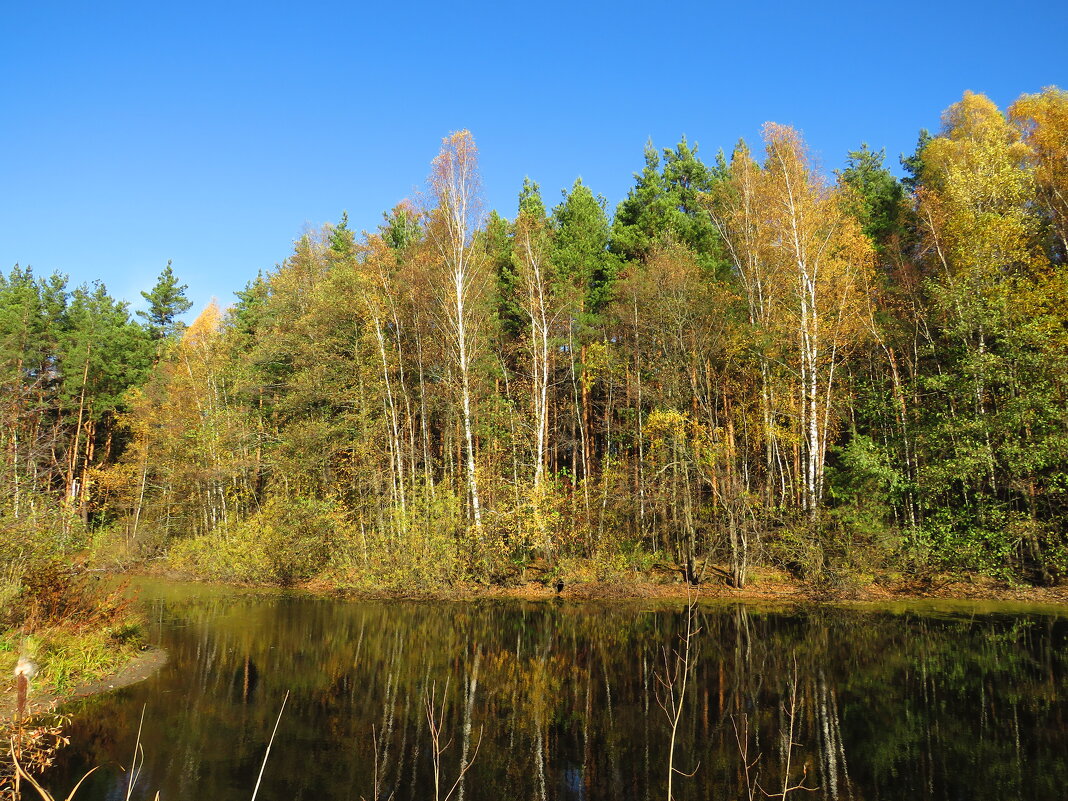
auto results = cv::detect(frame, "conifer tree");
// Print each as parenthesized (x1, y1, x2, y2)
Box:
(139, 260, 193, 340)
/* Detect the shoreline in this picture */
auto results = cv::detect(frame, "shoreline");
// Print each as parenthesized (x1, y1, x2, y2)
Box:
(1, 646, 168, 722)
(134, 562, 1068, 608)
(322, 580, 1068, 608)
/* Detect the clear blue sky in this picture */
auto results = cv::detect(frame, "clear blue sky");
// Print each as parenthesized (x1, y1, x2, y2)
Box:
(3, 1, 1065, 317)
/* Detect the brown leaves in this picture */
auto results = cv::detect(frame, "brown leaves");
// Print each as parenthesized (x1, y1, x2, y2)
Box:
(14, 562, 131, 634)
(1, 710, 73, 800)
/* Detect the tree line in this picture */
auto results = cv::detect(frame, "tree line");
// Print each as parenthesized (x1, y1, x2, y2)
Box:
(0, 262, 188, 559)
(3, 87, 1066, 588)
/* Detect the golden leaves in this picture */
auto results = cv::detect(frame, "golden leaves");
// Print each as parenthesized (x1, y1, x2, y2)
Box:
(180, 301, 223, 351)
(919, 91, 1041, 280)
(1010, 86, 1068, 253)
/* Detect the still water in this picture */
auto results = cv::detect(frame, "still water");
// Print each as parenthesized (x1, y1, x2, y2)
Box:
(48, 580, 1068, 800)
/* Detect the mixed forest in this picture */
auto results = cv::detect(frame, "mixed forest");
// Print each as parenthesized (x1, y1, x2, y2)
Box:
(3, 88, 1068, 592)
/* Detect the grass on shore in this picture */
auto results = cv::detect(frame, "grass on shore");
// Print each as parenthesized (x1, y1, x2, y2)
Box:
(2, 562, 144, 700)
(1, 562, 145, 798)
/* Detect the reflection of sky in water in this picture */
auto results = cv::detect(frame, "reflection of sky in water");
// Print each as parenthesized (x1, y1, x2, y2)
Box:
(44, 581, 1068, 801)
(563, 764, 586, 800)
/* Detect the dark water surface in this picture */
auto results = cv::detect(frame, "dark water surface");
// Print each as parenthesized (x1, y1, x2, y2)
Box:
(48, 580, 1068, 800)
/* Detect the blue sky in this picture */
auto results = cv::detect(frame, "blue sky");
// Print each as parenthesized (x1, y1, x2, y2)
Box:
(3, 1, 1065, 317)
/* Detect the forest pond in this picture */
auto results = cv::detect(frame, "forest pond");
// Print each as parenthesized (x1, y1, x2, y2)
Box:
(49, 580, 1068, 800)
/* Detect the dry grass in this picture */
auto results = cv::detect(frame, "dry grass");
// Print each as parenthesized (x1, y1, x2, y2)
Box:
(1, 710, 71, 801)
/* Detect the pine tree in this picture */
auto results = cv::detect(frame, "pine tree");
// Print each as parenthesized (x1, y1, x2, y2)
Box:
(138, 260, 193, 340)
(612, 137, 723, 273)
(553, 178, 618, 316)
(839, 144, 905, 250)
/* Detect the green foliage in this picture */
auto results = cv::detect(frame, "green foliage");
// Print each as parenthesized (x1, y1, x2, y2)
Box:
(329, 211, 356, 259)
(518, 175, 546, 219)
(138, 260, 193, 340)
(485, 209, 523, 341)
(611, 137, 724, 275)
(0, 266, 62, 386)
(839, 144, 905, 248)
(62, 281, 153, 417)
(552, 178, 619, 315)
(0, 266, 156, 537)
(900, 128, 932, 193)
(827, 434, 902, 543)
(11, 94, 1065, 594)
(916, 507, 1024, 578)
(379, 204, 422, 251)
(228, 270, 270, 346)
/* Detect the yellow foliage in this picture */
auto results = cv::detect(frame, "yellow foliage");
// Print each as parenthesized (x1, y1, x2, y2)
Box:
(704, 123, 876, 507)
(920, 91, 1040, 279)
(1011, 86, 1068, 255)
(181, 300, 222, 350)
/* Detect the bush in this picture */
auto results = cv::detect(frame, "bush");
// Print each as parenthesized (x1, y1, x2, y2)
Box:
(328, 486, 467, 590)
(917, 506, 1025, 579)
(765, 512, 879, 592)
(0, 498, 89, 569)
(2, 561, 132, 633)
(169, 495, 347, 585)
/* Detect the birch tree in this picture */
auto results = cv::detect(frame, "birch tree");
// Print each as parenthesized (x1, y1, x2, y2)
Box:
(764, 123, 875, 514)
(513, 180, 560, 490)
(427, 130, 488, 531)
(1010, 86, 1068, 259)
(708, 125, 875, 516)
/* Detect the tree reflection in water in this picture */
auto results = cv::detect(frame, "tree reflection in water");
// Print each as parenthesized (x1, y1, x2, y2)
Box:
(48, 583, 1068, 801)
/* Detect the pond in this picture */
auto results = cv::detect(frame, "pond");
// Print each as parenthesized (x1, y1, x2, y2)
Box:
(47, 580, 1068, 800)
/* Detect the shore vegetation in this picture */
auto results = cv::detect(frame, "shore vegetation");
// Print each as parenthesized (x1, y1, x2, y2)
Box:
(3, 88, 1068, 600)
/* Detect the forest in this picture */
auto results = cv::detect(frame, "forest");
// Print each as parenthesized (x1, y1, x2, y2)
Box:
(3, 87, 1067, 592)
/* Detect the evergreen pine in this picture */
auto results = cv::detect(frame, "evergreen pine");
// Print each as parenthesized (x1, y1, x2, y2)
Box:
(138, 260, 193, 340)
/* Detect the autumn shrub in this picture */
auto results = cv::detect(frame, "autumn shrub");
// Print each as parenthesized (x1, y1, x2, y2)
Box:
(262, 496, 346, 584)
(590, 547, 633, 582)
(0, 563, 143, 731)
(169, 494, 348, 585)
(0, 710, 71, 800)
(0, 568, 19, 624)
(0, 499, 89, 587)
(470, 481, 573, 580)
(328, 486, 467, 590)
(1031, 526, 1068, 585)
(166, 524, 268, 583)
(765, 514, 866, 591)
(0, 498, 130, 642)
(86, 524, 142, 570)
(583, 458, 638, 555)
(4, 561, 131, 634)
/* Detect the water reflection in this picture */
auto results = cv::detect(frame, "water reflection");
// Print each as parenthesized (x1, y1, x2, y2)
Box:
(48, 583, 1068, 800)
